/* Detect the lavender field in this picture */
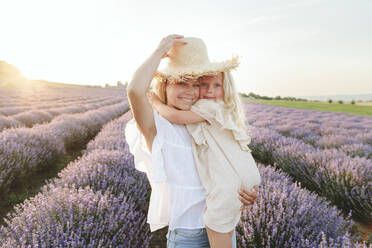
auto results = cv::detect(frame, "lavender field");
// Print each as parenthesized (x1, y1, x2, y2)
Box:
(244, 103, 372, 224)
(0, 87, 126, 130)
(0, 87, 129, 196)
(0, 87, 371, 247)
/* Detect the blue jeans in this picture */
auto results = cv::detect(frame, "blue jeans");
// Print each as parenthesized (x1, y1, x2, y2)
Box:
(166, 227, 237, 248)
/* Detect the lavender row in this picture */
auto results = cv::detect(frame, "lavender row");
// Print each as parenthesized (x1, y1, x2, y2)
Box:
(244, 102, 372, 133)
(0, 97, 125, 131)
(0, 102, 129, 194)
(0, 96, 102, 108)
(237, 164, 368, 248)
(0, 185, 149, 247)
(0, 96, 113, 116)
(273, 124, 372, 159)
(0, 112, 151, 247)
(265, 122, 372, 160)
(249, 126, 372, 223)
(244, 103, 372, 158)
(0, 86, 126, 108)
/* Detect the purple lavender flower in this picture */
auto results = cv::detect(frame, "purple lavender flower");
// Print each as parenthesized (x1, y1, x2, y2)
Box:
(237, 164, 368, 248)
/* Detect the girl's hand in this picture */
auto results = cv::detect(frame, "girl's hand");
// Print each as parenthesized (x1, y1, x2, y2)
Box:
(156, 34, 187, 59)
(238, 185, 259, 210)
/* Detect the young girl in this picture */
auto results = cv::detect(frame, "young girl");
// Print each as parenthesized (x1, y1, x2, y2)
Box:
(149, 70, 262, 248)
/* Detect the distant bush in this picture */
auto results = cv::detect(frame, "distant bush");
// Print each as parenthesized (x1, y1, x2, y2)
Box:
(351, 100, 355, 105)
(338, 100, 343, 104)
(328, 99, 333, 103)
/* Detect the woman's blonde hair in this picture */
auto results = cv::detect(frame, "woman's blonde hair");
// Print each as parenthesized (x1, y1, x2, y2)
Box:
(150, 71, 247, 130)
(150, 77, 167, 104)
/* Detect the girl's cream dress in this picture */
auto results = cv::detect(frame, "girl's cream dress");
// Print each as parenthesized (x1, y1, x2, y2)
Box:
(186, 99, 262, 233)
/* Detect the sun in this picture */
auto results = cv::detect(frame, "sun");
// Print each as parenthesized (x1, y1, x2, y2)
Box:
(0, 61, 47, 91)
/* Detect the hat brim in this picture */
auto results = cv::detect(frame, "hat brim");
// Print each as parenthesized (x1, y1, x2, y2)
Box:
(154, 56, 239, 82)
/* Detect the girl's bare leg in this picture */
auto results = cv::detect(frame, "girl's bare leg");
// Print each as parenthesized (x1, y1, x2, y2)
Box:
(206, 226, 233, 248)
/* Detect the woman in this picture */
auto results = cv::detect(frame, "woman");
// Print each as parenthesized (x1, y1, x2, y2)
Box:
(125, 34, 259, 247)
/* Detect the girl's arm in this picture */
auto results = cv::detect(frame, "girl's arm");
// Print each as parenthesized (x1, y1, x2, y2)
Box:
(127, 34, 187, 152)
(148, 92, 205, 125)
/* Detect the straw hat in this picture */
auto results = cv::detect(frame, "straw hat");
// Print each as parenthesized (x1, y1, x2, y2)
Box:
(154, 37, 239, 82)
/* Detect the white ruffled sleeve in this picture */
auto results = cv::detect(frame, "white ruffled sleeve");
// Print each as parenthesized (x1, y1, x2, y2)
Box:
(190, 99, 252, 152)
(124, 109, 167, 183)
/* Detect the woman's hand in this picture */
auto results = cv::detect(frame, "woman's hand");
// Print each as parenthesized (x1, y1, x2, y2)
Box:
(238, 185, 259, 210)
(156, 34, 187, 59)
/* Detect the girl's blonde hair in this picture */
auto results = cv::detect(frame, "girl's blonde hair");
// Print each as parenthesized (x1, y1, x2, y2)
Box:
(220, 71, 247, 131)
(150, 71, 247, 130)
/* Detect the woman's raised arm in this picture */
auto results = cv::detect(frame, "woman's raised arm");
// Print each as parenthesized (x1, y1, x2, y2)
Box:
(126, 34, 186, 152)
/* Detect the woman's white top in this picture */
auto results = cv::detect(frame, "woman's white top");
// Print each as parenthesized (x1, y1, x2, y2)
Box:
(124, 109, 206, 232)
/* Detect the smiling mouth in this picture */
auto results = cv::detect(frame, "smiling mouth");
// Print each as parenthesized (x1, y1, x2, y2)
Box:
(179, 97, 194, 103)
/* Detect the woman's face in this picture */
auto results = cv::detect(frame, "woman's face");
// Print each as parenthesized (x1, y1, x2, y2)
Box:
(165, 78, 200, 110)
(199, 73, 224, 100)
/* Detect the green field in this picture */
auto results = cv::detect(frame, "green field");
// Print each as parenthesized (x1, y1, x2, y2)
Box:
(241, 98, 372, 116)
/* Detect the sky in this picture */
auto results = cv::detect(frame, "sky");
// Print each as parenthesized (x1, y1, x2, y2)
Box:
(0, 0, 371, 97)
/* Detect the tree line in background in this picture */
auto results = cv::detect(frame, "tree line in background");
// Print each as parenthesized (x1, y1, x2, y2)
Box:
(239, 92, 308, 102)
(239, 92, 365, 105)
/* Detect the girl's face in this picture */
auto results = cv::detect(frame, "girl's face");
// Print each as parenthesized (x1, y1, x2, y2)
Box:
(199, 72, 224, 100)
(165, 79, 200, 110)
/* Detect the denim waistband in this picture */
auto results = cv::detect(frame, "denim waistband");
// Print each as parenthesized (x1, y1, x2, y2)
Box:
(166, 227, 237, 248)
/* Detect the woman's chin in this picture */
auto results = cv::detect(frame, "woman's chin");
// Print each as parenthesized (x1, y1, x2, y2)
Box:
(167, 99, 194, 110)
(174, 103, 192, 111)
